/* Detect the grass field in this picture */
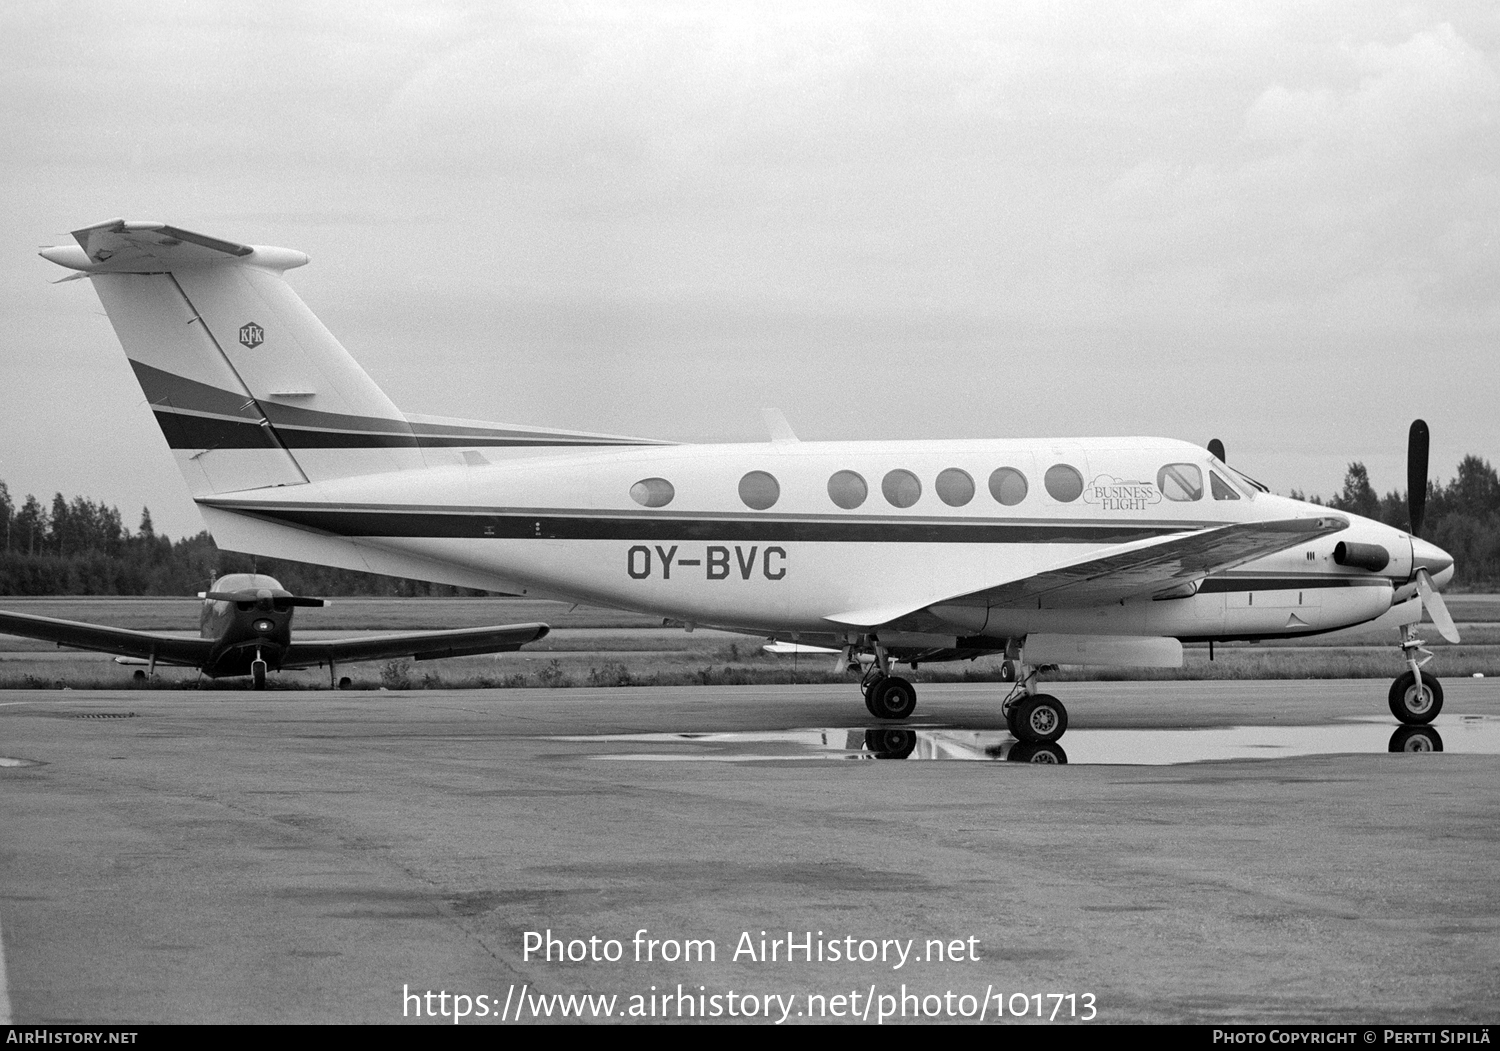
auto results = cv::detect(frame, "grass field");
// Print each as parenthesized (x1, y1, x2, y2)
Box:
(0, 594, 1494, 690)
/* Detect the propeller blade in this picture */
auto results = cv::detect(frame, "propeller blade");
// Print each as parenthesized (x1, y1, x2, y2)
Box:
(1408, 419, 1429, 537)
(1208, 438, 1226, 463)
(1416, 568, 1460, 644)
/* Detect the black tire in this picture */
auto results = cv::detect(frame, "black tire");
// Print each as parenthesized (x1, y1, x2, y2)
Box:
(1010, 694, 1068, 744)
(869, 676, 917, 720)
(251, 661, 268, 690)
(865, 727, 917, 759)
(1389, 725, 1444, 753)
(338, 676, 353, 690)
(1007, 741, 1067, 764)
(1388, 671, 1443, 724)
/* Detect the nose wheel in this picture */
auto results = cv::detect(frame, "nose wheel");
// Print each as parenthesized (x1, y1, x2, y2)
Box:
(1389, 669, 1442, 724)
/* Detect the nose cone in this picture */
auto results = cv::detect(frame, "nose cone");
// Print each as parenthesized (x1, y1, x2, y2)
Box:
(1412, 537, 1454, 587)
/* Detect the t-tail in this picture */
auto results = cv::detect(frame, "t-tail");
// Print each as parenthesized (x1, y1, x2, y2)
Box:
(41, 219, 663, 498)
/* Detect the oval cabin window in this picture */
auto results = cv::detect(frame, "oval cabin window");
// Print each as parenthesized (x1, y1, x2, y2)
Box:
(1044, 464, 1084, 503)
(935, 468, 975, 507)
(629, 478, 675, 508)
(988, 467, 1028, 506)
(827, 470, 868, 509)
(882, 469, 922, 509)
(739, 470, 780, 510)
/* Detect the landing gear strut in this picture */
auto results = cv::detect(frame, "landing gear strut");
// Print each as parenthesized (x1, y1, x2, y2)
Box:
(251, 650, 268, 690)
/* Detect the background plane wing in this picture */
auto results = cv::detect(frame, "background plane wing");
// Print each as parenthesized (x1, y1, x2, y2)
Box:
(0, 610, 214, 666)
(829, 515, 1349, 634)
(280, 623, 550, 669)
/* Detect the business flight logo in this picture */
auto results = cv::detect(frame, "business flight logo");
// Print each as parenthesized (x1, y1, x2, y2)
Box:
(1083, 475, 1161, 511)
(239, 321, 264, 348)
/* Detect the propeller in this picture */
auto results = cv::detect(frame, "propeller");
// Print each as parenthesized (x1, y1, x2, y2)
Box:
(1405, 418, 1459, 643)
(203, 590, 325, 608)
(1407, 419, 1428, 538)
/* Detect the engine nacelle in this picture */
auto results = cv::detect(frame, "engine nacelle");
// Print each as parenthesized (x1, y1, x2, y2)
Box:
(1333, 541, 1390, 572)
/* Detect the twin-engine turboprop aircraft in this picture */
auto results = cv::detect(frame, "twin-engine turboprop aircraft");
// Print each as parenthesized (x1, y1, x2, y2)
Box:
(36, 219, 1460, 739)
(0, 573, 548, 688)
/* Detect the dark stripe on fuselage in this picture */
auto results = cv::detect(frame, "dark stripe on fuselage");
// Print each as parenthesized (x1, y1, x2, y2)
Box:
(130, 361, 659, 450)
(223, 506, 1201, 544)
(152, 407, 653, 450)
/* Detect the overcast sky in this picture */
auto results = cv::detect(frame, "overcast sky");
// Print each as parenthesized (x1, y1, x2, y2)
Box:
(2, 1, 1496, 539)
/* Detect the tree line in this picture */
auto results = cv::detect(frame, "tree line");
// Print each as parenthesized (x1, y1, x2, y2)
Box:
(0, 455, 1496, 595)
(0, 483, 486, 596)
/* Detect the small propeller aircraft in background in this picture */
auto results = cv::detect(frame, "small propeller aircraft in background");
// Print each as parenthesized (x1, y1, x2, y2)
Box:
(0, 573, 548, 688)
(34, 219, 1461, 735)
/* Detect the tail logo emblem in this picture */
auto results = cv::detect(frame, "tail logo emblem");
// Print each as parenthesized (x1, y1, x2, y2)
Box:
(239, 322, 264, 348)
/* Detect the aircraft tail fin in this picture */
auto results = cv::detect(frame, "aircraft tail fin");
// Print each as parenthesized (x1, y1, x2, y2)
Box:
(42, 220, 428, 495)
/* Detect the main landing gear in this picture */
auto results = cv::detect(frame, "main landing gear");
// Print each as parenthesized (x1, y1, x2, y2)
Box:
(999, 656, 1068, 745)
(856, 638, 920, 720)
(1390, 623, 1443, 725)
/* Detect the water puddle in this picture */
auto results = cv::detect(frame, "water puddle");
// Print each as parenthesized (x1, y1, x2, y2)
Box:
(552, 715, 1500, 765)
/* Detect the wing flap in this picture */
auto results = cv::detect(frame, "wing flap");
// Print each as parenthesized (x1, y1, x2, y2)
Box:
(280, 623, 549, 668)
(0, 611, 213, 666)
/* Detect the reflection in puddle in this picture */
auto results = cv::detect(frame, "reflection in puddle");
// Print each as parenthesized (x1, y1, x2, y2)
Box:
(555, 716, 1500, 766)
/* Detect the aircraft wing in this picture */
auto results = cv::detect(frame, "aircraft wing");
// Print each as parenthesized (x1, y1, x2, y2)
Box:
(829, 515, 1349, 633)
(280, 622, 550, 668)
(0, 610, 214, 666)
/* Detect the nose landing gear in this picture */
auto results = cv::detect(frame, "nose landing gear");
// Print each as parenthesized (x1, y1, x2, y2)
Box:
(1390, 624, 1443, 724)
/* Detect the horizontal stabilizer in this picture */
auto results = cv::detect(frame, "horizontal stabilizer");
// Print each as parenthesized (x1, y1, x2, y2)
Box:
(40, 219, 307, 274)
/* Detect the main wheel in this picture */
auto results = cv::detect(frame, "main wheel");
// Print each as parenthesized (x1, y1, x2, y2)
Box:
(1388, 671, 1443, 724)
(1010, 694, 1068, 744)
(869, 676, 917, 720)
(251, 660, 268, 690)
(862, 674, 884, 716)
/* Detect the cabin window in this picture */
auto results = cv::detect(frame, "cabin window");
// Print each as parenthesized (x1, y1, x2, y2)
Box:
(739, 470, 780, 510)
(935, 468, 975, 507)
(988, 466, 1028, 506)
(1157, 463, 1204, 501)
(882, 469, 922, 508)
(827, 470, 868, 509)
(1044, 464, 1084, 502)
(1210, 470, 1241, 501)
(630, 478, 675, 507)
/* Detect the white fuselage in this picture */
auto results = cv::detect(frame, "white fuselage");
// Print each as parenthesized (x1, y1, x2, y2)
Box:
(199, 435, 1428, 648)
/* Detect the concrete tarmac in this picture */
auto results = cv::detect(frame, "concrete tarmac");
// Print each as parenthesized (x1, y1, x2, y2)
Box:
(0, 679, 1496, 1025)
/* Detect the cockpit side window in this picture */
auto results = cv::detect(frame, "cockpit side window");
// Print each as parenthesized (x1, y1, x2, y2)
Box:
(1157, 463, 1203, 501)
(1210, 470, 1241, 501)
